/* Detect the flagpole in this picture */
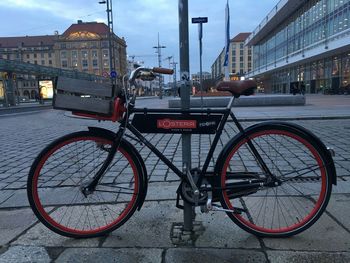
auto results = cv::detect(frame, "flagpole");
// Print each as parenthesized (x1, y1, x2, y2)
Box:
(224, 0, 230, 80)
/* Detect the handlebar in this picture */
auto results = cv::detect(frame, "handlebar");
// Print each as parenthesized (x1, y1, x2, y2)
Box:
(152, 67, 174, 75)
(128, 66, 173, 84)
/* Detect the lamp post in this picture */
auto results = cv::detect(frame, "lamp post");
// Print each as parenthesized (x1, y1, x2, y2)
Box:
(153, 33, 166, 99)
(99, 0, 116, 96)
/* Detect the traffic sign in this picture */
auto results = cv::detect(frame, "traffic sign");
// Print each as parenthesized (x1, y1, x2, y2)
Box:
(110, 70, 117, 78)
(102, 71, 109, 78)
(191, 17, 208, 24)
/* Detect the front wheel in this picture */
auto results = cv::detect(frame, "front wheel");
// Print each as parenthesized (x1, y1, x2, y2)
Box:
(218, 124, 333, 237)
(27, 131, 143, 238)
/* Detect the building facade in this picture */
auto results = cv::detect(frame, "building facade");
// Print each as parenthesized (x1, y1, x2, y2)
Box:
(55, 20, 127, 77)
(246, 0, 350, 94)
(0, 21, 127, 101)
(211, 33, 253, 81)
(191, 71, 212, 82)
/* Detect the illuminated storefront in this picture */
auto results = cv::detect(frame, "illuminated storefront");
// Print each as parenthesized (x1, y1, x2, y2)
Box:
(0, 80, 4, 100)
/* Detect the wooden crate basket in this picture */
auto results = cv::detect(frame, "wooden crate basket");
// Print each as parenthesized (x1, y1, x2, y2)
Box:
(53, 77, 113, 115)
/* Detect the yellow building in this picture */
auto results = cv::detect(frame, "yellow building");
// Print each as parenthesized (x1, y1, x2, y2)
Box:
(211, 33, 252, 81)
(55, 20, 127, 77)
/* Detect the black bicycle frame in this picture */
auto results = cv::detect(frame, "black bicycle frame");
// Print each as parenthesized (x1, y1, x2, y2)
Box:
(120, 101, 273, 188)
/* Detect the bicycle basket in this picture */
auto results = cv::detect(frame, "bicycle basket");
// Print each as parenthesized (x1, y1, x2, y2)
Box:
(53, 77, 113, 115)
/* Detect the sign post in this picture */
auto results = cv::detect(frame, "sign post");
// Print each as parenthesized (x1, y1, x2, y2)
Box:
(179, 0, 194, 232)
(192, 17, 208, 107)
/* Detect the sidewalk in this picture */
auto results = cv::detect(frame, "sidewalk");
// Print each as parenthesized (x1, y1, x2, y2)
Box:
(0, 94, 349, 262)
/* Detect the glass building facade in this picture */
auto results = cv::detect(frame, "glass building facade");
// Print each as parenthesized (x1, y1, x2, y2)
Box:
(247, 0, 350, 94)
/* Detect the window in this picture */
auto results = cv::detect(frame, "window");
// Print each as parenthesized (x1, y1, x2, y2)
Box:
(72, 50, 78, 59)
(41, 53, 45, 58)
(26, 54, 30, 59)
(92, 50, 98, 58)
(60, 51, 67, 59)
(72, 60, 78, 68)
(82, 59, 88, 68)
(103, 50, 109, 58)
(81, 50, 88, 58)
(49, 60, 52, 65)
(61, 60, 68, 68)
(60, 43, 66, 49)
(103, 59, 109, 68)
(34, 53, 37, 58)
(48, 53, 52, 58)
(41, 60, 45, 65)
(92, 59, 98, 68)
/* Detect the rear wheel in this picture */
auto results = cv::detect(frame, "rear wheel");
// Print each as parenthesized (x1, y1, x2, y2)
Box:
(219, 125, 332, 237)
(27, 131, 142, 238)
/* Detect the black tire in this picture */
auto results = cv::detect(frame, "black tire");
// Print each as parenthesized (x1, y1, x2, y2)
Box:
(218, 123, 333, 237)
(27, 131, 143, 238)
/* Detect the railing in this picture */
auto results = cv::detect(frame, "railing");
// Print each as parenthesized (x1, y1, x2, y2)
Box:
(0, 59, 108, 82)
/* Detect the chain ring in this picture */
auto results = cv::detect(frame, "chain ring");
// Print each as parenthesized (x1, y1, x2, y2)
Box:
(180, 181, 208, 205)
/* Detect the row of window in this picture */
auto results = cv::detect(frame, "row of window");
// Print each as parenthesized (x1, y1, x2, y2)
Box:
(59, 41, 109, 50)
(61, 59, 110, 69)
(254, 0, 350, 69)
(60, 49, 109, 59)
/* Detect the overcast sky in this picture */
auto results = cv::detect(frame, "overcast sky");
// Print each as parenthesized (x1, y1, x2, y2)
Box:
(0, 0, 277, 75)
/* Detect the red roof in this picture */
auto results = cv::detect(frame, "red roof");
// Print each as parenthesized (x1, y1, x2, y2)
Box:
(62, 21, 109, 37)
(0, 35, 55, 48)
(231, 33, 251, 42)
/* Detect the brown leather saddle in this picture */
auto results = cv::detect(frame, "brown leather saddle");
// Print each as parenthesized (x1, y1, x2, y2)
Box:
(216, 80, 257, 98)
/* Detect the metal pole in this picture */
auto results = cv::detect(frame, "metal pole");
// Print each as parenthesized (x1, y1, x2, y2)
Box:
(153, 34, 166, 99)
(199, 23, 203, 107)
(179, 0, 194, 232)
(105, 0, 116, 96)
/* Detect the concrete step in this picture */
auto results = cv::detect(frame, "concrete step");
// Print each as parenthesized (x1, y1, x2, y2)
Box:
(169, 94, 305, 108)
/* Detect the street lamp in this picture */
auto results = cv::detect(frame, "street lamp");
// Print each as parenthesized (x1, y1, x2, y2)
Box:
(98, 0, 116, 96)
(153, 33, 166, 99)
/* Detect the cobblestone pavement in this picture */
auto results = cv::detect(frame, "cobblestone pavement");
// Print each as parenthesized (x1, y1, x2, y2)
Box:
(0, 100, 350, 262)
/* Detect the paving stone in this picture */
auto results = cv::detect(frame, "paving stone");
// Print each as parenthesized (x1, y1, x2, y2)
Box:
(145, 182, 179, 201)
(0, 246, 51, 263)
(0, 190, 14, 204)
(263, 213, 350, 251)
(165, 248, 266, 263)
(194, 210, 261, 249)
(0, 208, 37, 246)
(0, 190, 29, 208)
(267, 250, 350, 263)
(102, 201, 182, 248)
(326, 193, 350, 230)
(56, 248, 162, 263)
(12, 223, 100, 247)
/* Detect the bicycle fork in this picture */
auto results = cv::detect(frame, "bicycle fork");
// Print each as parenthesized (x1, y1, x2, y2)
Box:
(81, 127, 125, 196)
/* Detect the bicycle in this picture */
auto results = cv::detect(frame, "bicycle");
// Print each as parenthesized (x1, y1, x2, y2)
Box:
(27, 66, 337, 239)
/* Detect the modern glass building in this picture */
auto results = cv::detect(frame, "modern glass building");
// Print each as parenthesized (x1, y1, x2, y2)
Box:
(246, 0, 350, 94)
